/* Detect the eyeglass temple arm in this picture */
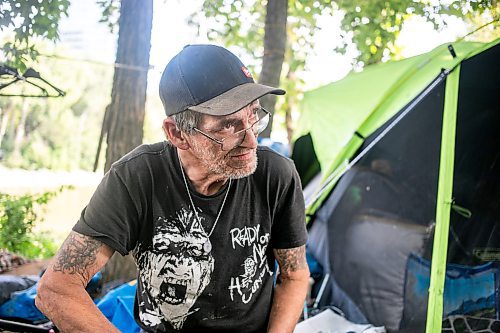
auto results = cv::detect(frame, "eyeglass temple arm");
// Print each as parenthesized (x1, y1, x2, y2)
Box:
(192, 127, 225, 145)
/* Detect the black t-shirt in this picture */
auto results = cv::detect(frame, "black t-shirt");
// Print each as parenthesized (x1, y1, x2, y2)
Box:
(73, 142, 307, 332)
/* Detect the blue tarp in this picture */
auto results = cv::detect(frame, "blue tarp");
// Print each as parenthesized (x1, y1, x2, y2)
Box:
(0, 272, 102, 322)
(97, 280, 139, 333)
(402, 253, 500, 328)
(0, 283, 45, 321)
(258, 138, 289, 157)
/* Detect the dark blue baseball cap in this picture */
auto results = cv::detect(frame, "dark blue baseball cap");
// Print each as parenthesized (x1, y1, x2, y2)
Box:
(159, 44, 285, 116)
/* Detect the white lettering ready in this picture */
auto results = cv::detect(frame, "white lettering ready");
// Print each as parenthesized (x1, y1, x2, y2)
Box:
(230, 225, 260, 249)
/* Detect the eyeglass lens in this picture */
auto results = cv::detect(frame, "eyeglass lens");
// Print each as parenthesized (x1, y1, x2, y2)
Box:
(221, 108, 269, 150)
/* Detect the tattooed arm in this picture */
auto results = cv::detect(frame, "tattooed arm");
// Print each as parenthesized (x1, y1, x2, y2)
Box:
(36, 231, 119, 332)
(268, 245, 310, 333)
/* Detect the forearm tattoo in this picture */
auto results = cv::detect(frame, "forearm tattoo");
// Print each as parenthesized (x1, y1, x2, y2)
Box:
(275, 246, 307, 276)
(52, 232, 102, 280)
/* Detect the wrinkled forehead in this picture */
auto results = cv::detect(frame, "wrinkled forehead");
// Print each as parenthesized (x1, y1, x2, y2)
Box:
(199, 99, 260, 127)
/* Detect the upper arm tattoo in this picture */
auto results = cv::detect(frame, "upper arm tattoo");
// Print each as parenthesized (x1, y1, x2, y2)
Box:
(52, 232, 103, 281)
(274, 245, 308, 276)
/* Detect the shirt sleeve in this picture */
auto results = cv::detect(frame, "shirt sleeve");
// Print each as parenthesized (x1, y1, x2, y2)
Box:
(270, 159, 308, 249)
(72, 167, 140, 255)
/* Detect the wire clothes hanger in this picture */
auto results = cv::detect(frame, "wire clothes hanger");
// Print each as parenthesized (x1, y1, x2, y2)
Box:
(0, 65, 65, 97)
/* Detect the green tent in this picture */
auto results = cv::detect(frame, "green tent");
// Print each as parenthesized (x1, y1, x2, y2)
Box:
(293, 39, 499, 332)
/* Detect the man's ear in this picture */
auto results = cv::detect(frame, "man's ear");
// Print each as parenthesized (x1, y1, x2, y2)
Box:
(163, 118, 190, 150)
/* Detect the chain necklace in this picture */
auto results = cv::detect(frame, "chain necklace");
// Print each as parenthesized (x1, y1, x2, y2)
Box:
(177, 152, 232, 253)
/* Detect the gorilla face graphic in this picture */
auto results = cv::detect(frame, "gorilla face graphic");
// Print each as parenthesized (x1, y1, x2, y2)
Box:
(137, 209, 214, 330)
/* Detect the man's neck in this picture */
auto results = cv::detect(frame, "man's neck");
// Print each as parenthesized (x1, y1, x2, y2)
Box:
(177, 149, 229, 196)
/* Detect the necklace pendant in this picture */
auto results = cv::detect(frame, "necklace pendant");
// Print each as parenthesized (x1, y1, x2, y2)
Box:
(203, 239, 212, 253)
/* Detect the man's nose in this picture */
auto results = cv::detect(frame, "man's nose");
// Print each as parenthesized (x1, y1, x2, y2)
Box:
(241, 126, 258, 149)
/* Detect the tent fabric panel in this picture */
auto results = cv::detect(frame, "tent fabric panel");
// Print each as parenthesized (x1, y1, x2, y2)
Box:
(297, 54, 430, 170)
(307, 73, 447, 217)
(359, 38, 499, 141)
(295, 41, 496, 173)
(295, 38, 499, 333)
(457, 37, 500, 60)
(291, 133, 321, 188)
(305, 134, 364, 214)
(355, 40, 495, 137)
(426, 66, 460, 333)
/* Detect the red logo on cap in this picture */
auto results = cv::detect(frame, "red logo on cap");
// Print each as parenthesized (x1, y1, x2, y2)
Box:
(242, 66, 253, 78)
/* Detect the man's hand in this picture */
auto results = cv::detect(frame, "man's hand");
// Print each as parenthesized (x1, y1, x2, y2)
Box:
(36, 231, 119, 332)
(268, 245, 310, 333)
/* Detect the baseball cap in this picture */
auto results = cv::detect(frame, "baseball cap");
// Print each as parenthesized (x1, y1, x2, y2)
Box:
(159, 44, 285, 116)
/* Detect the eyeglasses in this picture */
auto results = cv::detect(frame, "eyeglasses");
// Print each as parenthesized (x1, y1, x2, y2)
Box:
(192, 107, 271, 151)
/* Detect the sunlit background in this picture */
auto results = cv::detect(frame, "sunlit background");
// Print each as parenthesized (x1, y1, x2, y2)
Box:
(0, 0, 497, 247)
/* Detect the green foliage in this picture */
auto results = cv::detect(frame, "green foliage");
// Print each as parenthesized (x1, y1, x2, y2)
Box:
(0, 186, 71, 259)
(24, 231, 60, 258)
(192, 0, 333, 137)
(336, 0, 498, 66)
(0, 0, 70, 70)
(96, 0, 121, 33)
(0, 43, 114, 171)
(196, 0, 497, 68)
(194, 0, 330, 73)
(194, 0, 497, 140)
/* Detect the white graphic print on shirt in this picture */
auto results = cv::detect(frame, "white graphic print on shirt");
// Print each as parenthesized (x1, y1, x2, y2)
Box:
(228, 225, 273, 304)
(136, 209, 214, 330)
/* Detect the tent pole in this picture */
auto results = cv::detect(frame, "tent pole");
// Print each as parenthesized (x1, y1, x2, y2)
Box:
(425, 66, 460, 333)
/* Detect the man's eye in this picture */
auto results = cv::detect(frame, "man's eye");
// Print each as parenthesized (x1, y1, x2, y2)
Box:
(219, 123, 236, 133)
(249, 109, 259, 121)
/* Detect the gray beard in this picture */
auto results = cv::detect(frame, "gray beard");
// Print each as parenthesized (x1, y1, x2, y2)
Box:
(203, 153, 258, 179)
(190, 140, 258, 179)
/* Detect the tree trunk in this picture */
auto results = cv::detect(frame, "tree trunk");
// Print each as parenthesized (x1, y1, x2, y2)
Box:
(101, 0, 153, 283)
(284, 69, 297, 147)
(104, 0, 153, 172)
(259, 0, 287, 138)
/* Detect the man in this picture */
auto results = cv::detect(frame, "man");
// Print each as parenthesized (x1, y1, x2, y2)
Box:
(36, 44, 309, 332)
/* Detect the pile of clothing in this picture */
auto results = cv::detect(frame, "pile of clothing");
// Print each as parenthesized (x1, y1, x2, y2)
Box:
(0, 250, 29, 274)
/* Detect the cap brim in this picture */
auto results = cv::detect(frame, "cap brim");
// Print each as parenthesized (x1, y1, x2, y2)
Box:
(189, 82, 285, 116)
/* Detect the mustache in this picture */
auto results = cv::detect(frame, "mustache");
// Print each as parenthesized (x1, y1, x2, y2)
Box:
(226, 147, 256, 157)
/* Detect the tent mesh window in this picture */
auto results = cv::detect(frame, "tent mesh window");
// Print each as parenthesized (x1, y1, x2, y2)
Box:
(441, 43, 500, 332)
(325, 78, 446, 332)
(448, 44, 500, 266)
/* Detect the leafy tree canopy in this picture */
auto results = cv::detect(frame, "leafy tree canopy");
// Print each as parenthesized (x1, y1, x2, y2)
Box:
(95, 0, 120, 33)
(0, 0, 70, 71)
(191, 0, 497, 142)
(194, 0, 498, 69)
(193, 0, 327, 75)
(0, 43, 113, 171)
(336, 0, 498, 66)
